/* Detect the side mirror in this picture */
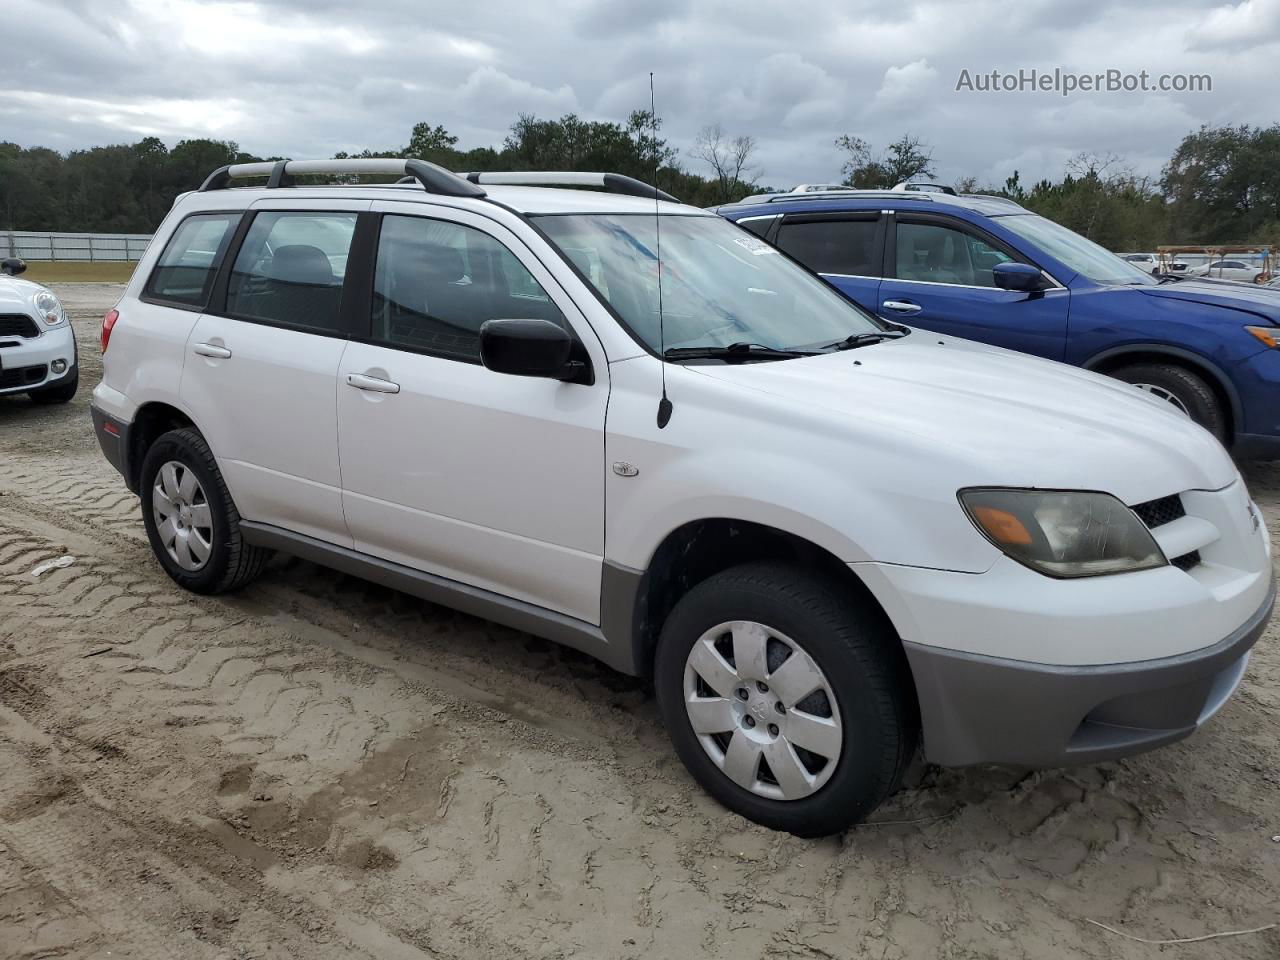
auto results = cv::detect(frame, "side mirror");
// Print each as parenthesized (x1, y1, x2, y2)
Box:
(479, 318, 582, 381)
(1, 258, 26, 277)
(992, 261, 1047, 292)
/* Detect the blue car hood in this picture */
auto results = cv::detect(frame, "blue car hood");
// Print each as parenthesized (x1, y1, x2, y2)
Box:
(1136, 278, 1280, 323)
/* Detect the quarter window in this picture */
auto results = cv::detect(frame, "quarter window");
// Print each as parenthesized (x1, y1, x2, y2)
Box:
(737, 217, 776, 240)
(145, 213, 238, 306)
(225, 211, 357, 333)
(775, 218, 879, 276)
(371, 215, 566, 363)
(895, 221, 1012, 287)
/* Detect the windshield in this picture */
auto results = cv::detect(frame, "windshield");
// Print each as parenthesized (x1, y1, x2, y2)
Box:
(533, 214, 884, 354)
(1000, 214, 1156, 286)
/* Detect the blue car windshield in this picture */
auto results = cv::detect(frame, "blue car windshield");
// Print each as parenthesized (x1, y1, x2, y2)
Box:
(533, 213, 885, 354)
(1000, 214, 1157, 287)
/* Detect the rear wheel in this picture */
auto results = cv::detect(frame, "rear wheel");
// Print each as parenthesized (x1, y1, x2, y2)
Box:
(139, 427, 269, 594)
(1110, 362, 1227, 442)
(654, 562, 917, 837)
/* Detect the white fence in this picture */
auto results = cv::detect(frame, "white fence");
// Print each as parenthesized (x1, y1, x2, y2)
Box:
(3, 231, 153, 262)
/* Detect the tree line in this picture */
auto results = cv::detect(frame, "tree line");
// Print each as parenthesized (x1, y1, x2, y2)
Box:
(2, 116, 1278, 253)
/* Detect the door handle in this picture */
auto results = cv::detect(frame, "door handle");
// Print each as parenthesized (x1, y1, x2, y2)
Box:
(193, 342, 232, 359)
(882, 300, 922, 314)
(346, 373, 400, 395)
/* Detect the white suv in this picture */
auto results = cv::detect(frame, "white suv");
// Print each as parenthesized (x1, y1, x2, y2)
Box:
(91, 159, 1274, 836)
(0, 258, 79, 404)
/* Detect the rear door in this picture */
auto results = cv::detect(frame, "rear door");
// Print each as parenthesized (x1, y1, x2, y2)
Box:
(771, 212, 884, 312)
(121, 210, 242, 416)
(878, 213, 1070, 360)
(179, 199, 369, 547)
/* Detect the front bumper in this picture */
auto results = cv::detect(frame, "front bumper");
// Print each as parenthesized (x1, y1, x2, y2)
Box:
(855, 477, 1273, 767)
(0, 322, 77, 395)
(1233, 348, 1280, 458)
(903, 581, 1273, 766)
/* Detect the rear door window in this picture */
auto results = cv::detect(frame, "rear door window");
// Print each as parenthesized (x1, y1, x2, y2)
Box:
(225, 212, 357, 333)
(775, 217, 880, 276)
(145, 213, 239, 307)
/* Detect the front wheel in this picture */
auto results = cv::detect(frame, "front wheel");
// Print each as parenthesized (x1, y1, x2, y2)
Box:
(1109, 362, 1227, 442)
(139, 427, 269, 594)
(654, 563, 917, 837)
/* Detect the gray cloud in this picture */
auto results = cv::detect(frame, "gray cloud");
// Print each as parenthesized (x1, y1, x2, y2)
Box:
(0, 0, 1273, 190)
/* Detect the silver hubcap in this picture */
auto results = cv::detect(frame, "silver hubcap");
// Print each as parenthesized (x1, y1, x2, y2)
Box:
(152, 461, 213, 572)
(683, 621, 842, 801)
(1132, 383, 1191, 418)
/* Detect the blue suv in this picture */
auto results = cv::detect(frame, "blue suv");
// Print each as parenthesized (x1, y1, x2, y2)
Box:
(716, 190, 1280, 458)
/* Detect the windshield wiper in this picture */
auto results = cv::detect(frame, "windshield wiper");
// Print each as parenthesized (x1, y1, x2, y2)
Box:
(663, 342, 817, 362)
(822, 330, 908, 351)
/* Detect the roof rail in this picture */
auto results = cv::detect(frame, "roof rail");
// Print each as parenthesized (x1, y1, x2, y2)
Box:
(463, 171, 679, 204)
(891, 181, 958, 195)
(789, 183, 850, 193)
(958, 193, 1024, 208)
(764, 190, 935, 204)
(198, 158, 486, 198)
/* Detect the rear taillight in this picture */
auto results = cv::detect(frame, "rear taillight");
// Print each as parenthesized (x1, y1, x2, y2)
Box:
(101, 308, 119, 353)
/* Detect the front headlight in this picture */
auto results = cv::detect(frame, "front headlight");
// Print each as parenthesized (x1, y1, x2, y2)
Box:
(34, 291, 66, 326)
(959, 488, 1166, 578)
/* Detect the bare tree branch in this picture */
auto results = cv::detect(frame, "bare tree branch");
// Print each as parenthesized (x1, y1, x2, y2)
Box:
(693, 124, 759, 203)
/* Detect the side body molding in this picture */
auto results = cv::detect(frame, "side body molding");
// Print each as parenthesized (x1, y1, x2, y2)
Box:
(239, 521, 645, 675)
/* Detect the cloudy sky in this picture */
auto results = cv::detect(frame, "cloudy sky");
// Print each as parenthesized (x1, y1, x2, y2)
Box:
(3, 0, 1278, 189)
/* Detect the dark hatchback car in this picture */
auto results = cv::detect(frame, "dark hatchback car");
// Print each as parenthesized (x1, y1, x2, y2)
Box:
(716, 190, 1280, 459)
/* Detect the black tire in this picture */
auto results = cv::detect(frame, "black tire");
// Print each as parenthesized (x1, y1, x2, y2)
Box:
(28, 368, 78, 405)
(138, 427, 269, 594)
(654, 562, 918, 837)
(1109, 362, 1227, 442)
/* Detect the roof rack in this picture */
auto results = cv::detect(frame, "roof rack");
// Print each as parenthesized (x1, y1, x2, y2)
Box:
(463, 171, 679, 204)
(198, 158, 486, 198)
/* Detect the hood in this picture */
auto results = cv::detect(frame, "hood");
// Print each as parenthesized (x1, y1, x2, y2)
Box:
(0, 276, 48, 314)
(687, 333, 1237, 505)
(1136, 278, 1280, 322)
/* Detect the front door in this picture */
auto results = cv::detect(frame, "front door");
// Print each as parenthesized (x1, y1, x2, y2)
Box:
(336, 203, 609, 623)
(879, 214, 1070, 360)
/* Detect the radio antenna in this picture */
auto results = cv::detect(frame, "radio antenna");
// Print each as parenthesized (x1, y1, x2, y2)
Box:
(651, 72, 673, 429)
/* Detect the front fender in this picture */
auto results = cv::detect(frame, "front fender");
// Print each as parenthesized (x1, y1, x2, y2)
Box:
(604, 444, 1000, 576)
(1082, 341, 1245, 439)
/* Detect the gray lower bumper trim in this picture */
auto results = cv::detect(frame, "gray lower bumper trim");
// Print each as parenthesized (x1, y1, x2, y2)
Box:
(238, 520, 632, 674)
(90, 403, 133, 492)
(904, 579, 1275, 768)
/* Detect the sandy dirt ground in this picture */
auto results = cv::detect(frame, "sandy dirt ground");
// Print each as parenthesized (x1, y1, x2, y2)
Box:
(0, 282, 1277, 960)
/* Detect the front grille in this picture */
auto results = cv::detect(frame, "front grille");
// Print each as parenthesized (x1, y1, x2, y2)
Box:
(1132, 494, 1185, 529)
(0, 364, 47, 389)
(1132, 494, 1201, 571)
(0, 314, 40, 339)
